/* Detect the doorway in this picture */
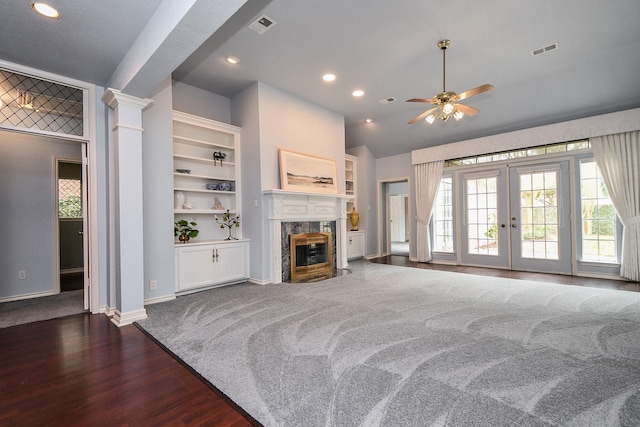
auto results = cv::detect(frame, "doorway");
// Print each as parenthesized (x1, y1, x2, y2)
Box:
(57, 160, 84, 292)
(380, 179, 410, 257)
(459, 160, 572, 274)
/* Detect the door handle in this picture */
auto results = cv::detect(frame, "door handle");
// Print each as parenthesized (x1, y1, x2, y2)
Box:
(511, 224, 517, 228)
(501, 224, 506, 228)
(78, 230, 84, 235)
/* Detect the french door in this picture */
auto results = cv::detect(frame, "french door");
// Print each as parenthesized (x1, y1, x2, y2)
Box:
(460, 161, 572, 274)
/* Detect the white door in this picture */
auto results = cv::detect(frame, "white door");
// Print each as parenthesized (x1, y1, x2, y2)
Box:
(509, 161, 572, 274)
(390, 195, 405, 241)
(460, 161, 572, 273)
(460, 168, 509, 268)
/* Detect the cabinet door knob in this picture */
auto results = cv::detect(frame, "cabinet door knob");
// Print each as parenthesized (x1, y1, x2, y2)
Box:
(212, 249, 216, 262)
(215, 249, 219, 261)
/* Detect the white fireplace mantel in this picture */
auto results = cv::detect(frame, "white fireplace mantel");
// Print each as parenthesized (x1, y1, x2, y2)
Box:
(264, 190, 352, 284)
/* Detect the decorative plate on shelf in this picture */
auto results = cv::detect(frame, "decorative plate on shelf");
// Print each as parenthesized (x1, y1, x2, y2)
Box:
(206, 183, 218, 190)
(218, 182, 232, 191)
(175, 169, 191, 174)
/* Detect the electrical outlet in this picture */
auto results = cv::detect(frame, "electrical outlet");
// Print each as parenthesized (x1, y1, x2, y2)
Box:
(18, 271, 26, 280)
(149, 280, 158, 291)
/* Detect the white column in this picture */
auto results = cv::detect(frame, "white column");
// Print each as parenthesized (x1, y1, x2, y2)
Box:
(102, 89, 153, 326)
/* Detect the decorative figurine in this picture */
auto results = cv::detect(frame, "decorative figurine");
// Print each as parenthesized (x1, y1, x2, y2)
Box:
(212, 151, 226, 166)
(215, 209, 240, 240)
(212, 196, 224, 210)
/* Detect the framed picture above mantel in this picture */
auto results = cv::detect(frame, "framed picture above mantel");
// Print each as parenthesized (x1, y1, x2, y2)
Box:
(279, 149, 338, 194)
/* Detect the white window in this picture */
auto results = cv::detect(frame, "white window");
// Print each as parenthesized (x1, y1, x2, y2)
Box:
(580, 160, 617, 262)
(432, 176, 454, 253)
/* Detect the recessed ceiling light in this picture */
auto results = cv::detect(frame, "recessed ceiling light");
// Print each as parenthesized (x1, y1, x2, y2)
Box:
(352, 90, 365, 97)
(365, 118, 374, 123)
(31, 2, 60, 18)
(225, 55, 240, 64)
(322, 73, 336, 82)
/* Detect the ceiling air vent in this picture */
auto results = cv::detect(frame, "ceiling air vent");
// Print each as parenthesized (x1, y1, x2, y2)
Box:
(531, 42, 558, 57)
(378, 97, 396, 104)
(248, 14, 277, 34)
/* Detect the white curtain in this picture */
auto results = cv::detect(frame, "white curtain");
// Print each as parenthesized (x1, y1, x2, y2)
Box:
(414, 160, 444, 262)
(590, 131, 640, 281)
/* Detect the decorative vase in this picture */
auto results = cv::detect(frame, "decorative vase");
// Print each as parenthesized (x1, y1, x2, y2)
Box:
(178, 234, 190, 244)
(349, 207, 359, 231)
(174, 191, 185, 209)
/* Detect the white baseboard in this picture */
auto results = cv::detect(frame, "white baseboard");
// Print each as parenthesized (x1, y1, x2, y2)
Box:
(248, 277, 271, 285)
(0, 290, 56, 303)
(144, 294, 176, 305)
(110, 308, 147, 327)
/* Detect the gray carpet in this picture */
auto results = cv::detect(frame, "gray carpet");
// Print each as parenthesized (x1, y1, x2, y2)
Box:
(137, 261, 640, 426)
(0, 290, 85, 328)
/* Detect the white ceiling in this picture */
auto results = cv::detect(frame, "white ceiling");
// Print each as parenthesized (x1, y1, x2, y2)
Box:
(3, 0, 640, 158)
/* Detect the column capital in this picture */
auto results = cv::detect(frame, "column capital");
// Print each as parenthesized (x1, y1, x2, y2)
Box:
(102, 88, 153, 110)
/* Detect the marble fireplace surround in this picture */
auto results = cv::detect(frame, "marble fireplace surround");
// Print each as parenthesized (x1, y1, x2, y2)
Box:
(264, 190, 351, 284)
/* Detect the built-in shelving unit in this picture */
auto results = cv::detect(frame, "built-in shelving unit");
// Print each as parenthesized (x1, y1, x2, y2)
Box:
(345, 154, 357, 213)
(172, 111, 249, 292)
(173, 111, 242, 240)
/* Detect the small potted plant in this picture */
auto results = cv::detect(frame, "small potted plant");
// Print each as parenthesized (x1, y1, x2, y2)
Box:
(175, 219, 199, 243)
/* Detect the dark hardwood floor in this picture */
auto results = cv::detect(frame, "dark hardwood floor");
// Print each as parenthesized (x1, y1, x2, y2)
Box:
(370, 254, 640, 292)
(0, 314, 257, 426)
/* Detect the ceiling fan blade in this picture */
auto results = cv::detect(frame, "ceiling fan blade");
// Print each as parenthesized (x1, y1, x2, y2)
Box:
(406, 98, 438, 104)
(455, 84, 494, 101)
(408, 106, 438, 124)
(455, 103, 480, 117)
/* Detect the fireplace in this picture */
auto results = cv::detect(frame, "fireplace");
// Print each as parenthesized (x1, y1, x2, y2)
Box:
(290, 232, 333, 282)
(264, 189, 351, 284)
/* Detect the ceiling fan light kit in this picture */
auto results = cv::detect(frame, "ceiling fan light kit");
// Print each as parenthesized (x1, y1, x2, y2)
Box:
(407, 39, 494, 125)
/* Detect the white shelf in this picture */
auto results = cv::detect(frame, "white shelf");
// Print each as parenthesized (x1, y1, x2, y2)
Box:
(174, 172, 236, 181)
(173, 134, 236, 151)
(174, 153, 236, 166)
(174, 209, 239, 215)
(174, 187, 236, 194)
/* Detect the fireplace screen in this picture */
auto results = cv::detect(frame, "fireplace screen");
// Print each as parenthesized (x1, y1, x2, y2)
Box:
(290, 232, 333, 282)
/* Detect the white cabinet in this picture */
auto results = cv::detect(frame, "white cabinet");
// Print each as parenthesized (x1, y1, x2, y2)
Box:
(175, 240, 249, 293)
(347, 231, 365, 260)
(173, 111, 242, 242)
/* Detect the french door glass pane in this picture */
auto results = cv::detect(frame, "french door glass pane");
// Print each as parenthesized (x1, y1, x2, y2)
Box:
(519, 171, 559, 259)
(466, 177, 498, 255)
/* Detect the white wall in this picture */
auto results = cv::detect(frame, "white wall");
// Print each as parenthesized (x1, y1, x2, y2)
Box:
(0, 131, 81, 300)
(142, 77, 175, 302)
(231, 83, 266, 281)
(256, 82, 346, 192)
(375, 153, 414, 258)
(232, 82, 346, 283)
(172, 81, 231, 123)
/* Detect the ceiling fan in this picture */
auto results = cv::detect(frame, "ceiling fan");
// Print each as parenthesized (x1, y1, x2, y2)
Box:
(407, 39, 494, 125)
